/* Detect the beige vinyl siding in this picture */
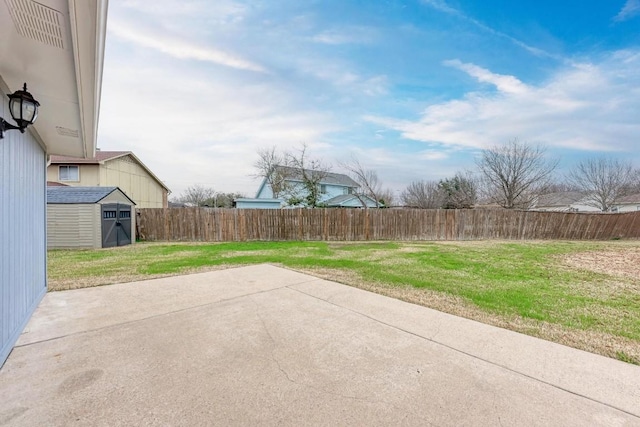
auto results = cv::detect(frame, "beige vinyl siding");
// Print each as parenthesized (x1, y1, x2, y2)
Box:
(101, 156, 166, 208)
(47, 204, 101, 249)
(46, 164, 101, 186)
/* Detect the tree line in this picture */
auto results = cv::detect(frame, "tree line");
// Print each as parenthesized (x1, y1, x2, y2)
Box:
(172, 139, 640, 212)
(403, 139, 639, 211)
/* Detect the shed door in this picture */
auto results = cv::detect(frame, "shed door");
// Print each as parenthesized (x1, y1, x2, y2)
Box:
(102, 203, 132, 248)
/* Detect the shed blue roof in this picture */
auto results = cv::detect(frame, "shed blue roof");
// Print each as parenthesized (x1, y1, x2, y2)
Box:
(46, 186, 135, 205)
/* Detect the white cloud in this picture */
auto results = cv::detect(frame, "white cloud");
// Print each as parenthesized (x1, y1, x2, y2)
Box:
(98, 55, 337, 196)
(366, 51, 640, 152)
(296, 59, 388, 96)
(614, 0, 640, 22)
(443, 60, 529, 94)
(331, 146, 460, 193)
(108, 21, 266, 73)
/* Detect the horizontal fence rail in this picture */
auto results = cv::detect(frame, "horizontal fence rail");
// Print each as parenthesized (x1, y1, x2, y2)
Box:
(136, 208, 640, 242)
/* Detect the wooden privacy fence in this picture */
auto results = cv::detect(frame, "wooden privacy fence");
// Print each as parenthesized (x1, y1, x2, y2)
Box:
(136, 208, 640, 242)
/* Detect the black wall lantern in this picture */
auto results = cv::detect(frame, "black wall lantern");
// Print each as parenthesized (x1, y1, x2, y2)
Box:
(0, 83, 40, 139)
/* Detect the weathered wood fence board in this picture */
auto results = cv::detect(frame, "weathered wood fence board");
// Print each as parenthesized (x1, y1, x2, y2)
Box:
(136, 208, 640, 242)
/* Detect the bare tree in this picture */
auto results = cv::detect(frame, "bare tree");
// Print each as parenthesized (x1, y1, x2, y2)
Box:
(339, 156, 385, 208)
(476, 139, 558, 209)
(567, 157, 639, 211)
(253, 146, 290, 198)
(438, 171, 478, 209)
(173, 185, 216, 207)
(285, 143, 332, 207)
(377, 188, 396, 207)
(400, 180, 444, 208)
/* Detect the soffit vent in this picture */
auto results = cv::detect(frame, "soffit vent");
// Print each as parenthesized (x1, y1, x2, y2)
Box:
(4, 0, 65, 49)
(56, 126, 79, 138)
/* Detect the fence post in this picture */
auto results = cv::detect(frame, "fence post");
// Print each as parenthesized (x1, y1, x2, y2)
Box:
(365, 209, 370, 241)
(163, 208, 169, 241)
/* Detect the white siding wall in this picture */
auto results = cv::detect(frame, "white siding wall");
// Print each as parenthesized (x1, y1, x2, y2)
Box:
(615, 204, 640, 213)
(0, 100, 47, 365)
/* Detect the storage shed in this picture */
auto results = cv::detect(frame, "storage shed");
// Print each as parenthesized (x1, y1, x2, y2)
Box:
(47, 186, 136, 249)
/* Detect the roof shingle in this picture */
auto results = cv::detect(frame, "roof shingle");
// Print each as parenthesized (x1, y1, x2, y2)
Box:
(275, 166, 359, 187)
(47, 186, 135, 205)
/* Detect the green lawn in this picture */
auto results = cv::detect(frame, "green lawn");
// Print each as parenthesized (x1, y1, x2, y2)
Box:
(48, 240, 640, 364)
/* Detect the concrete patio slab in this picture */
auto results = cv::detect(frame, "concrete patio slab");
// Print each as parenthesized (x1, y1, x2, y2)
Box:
(1, 264, 638, 426)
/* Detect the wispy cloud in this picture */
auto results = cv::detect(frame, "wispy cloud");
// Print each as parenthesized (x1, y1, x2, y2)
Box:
(443, 60, 529, 94)
(614, 0, 640, 22)
(98, 55, 334, 194)
(296, 59, 388, 96)
(366, 51, 640, 152)
(108, 21, 266, 73)
(421, 0, 560, 60)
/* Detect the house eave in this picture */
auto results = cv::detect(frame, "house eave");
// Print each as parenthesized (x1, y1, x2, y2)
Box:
(0, 0, 108, 158)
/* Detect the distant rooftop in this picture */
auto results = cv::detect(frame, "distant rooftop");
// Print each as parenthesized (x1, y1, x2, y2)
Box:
(275, 166, 359, 187)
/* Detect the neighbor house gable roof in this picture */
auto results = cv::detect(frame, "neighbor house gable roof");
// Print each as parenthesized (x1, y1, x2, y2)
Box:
(273, 166, 359, 187)
(49, 151, 170, 192)
(255, 166, 359, 198)
(614, 193, 640, 205)
(535, 191, 585, 208)
(47, 186, 136, 205)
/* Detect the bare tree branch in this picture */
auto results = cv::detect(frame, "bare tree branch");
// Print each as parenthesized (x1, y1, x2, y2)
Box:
(253, 146, 290, 198)
(172, 185, 216, 207)
(476, 139, 558, 209)
(339, 155, 383, 208)
(284, 143, 332, 207)
(567, 157, 639, 211)
(400, 180, 444, 209)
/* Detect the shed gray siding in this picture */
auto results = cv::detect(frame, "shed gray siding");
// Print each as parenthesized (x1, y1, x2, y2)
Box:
(0, 101, 47, 365)
(47, 204, 101, 249)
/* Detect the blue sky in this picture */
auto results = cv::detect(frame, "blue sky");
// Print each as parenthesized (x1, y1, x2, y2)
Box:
(98, 0, 640, 198)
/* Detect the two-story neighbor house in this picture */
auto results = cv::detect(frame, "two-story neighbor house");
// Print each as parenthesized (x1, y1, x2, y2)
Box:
(48, 150, 170, 208)
(0, 0, 108, 365)
(236, 166, 380, 208)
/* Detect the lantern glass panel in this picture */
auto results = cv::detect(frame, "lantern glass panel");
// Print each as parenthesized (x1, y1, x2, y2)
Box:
(9, 98, 22, 121)
(22, 101, 37, 123)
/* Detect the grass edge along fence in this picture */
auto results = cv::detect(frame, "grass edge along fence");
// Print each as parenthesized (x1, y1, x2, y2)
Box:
(136, 208, 640, 242)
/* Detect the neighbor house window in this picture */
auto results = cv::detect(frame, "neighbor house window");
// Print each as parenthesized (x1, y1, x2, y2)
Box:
(59, 165, 79, 181)
(320, 184, 327, 193)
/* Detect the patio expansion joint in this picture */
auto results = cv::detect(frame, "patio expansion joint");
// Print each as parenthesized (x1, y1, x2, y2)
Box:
(248, 295, 434, 424)
(285, 284, 640, 420)
(13, 277, 323, 350)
